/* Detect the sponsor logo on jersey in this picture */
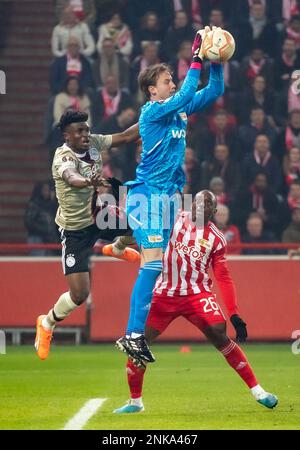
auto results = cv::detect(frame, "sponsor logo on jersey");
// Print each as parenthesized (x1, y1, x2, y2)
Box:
(198, 238, 213, 250)
(171, 129, 186, 139)
(179, 112, 187, 121)
(66, 254, 76, 267)
(89, 148, 100, 161)
(174, 241, 205, 260)
(148, 235, 163, 243)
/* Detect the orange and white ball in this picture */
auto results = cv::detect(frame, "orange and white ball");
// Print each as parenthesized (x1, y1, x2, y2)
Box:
(203, 28, 235, 63)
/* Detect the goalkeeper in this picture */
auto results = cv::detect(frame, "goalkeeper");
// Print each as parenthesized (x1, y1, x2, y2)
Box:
(104, 27, 225, 363)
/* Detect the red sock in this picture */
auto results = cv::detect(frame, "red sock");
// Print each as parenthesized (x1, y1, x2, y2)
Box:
(220, 340, 258, 388)
(126, 359, 146, 399)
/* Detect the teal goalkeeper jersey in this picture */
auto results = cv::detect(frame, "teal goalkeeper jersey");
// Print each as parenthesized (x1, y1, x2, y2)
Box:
(127, 64, 224, 195)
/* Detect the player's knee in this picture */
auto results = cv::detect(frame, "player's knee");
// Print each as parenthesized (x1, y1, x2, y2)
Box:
(70, 288, 90, 305)
(204, 325, 229, 349)
(213, 333, 230, 350)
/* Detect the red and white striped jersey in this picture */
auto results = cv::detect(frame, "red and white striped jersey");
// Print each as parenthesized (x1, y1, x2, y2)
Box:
(154, 212, 227, 297)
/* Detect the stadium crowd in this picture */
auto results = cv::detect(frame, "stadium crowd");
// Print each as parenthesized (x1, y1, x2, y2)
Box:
(25, 0, 300, 253)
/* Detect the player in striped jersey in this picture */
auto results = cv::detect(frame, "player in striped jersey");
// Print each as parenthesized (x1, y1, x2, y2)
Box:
(114, 190, 278, 413)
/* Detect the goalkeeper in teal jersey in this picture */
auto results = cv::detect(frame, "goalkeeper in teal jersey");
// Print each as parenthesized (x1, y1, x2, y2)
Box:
(113, 27, 224, 363)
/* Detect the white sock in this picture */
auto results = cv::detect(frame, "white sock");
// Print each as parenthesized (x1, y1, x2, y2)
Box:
(42, 292, 78, 331)
(130, 397, 143, 407)
(42, 317, 55, 331)
(251, 384, 267, 400)
(131, 332, 142, 338)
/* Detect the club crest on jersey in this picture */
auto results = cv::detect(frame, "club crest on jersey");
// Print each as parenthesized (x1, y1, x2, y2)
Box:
(198, 238, 213, 249)
(89, 148, 100, 161)
(179, 112, 187, 121)
(148, 235, 163, 243)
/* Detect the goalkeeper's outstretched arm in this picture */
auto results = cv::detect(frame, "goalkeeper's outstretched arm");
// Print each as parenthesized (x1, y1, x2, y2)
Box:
(185, 62, 225, 116)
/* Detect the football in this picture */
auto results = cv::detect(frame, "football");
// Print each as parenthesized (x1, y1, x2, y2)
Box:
(203, 28, 235, 63)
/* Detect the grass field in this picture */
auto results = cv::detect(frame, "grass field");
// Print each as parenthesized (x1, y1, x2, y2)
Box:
(0, 343, 299, 430)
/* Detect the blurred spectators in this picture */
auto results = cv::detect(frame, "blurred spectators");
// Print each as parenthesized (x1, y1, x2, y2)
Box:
(283, 146, 300, 188)
(45, 76, 91, 162)
(282, 206, 300, 242)
(183, 147, 202, 196)
(240, 47, 274, 89)
(241, 134, 282, 192)
(193, 109, 239, 162)
(49, 36, 94, 94)
(170, 40, 192, 86)
(221, 59, 241, 96)
(97, 12, 133, 59)
(283, 14, 300, 50)
(275, 109, 300, 161)
(163, 10, 194, 61)
(201, 144, 241, 200)
(93, 37, 130, 89)
(238, 76, 275, 125)
(51, 5, 95, 57)
(39, 0, 300, 251)
(53, 76, 91, 126)
(275, 74, 300, 126)
(122, 0, 170, 29)
(287, 179, 300, 209)
(199, 0, 234, 26)
(214, 204, 241, 254)
(56, 0, 96, 25)
(282, 0, 300, 23)
(238, 106, 277, 155)
(100, 105, 138, 180)
(202, 60, 241, 117)
(234, 172, 283, 237)
(24, 181, 59, 256)
(242, 213, 277, 255)
(130, 42, 160, 98)
(209, 177, 229, 206)
(275, 38, 300, 91)
(239, 0, 278, 58)
(133, 11, 163, 58)
(91, 75, 131, 132)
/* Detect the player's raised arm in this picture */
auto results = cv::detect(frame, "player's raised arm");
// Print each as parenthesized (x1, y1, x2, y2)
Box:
(185, 62, 225, 116)
(140, 28, 210, 121)
(111, 123, 140, 146)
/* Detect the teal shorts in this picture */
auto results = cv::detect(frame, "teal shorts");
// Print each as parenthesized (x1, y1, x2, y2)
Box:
(126, 184, 180, 252)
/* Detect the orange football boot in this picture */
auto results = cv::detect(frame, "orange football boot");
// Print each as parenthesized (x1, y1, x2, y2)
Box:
(102, 244, 141, 263)
(34, 315, 53, 360)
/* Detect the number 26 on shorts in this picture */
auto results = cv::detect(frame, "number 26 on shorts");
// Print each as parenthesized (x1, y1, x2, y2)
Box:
(199, 296, 219, 313)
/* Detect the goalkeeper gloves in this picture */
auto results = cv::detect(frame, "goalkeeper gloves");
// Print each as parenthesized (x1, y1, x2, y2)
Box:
(230, 314, 248, 342)
(192, 26, 211, 63)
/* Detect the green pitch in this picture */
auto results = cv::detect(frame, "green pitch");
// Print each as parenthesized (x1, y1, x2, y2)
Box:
(0, 343, 299, 430)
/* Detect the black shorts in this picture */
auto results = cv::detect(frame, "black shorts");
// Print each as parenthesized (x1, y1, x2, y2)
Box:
(59, 223, 132, 275)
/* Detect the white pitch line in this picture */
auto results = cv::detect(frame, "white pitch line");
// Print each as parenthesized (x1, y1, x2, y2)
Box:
(62, 398, 107, 430)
